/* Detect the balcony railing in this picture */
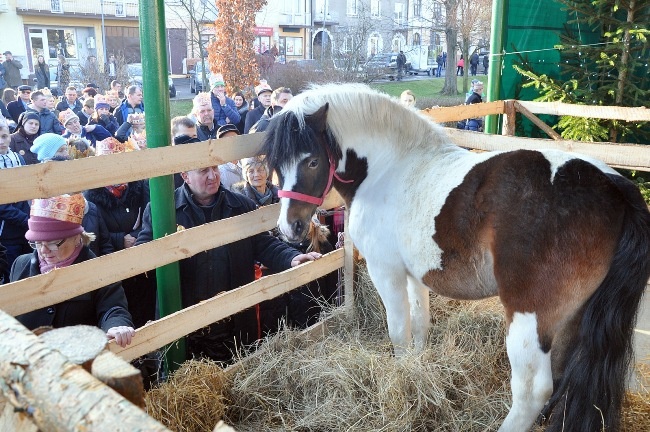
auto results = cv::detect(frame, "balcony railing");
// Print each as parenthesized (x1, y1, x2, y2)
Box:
(313, 11, 339, 25)
(16, 0, 139, 18)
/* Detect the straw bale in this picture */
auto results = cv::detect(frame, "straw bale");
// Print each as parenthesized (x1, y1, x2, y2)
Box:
(145, 263, 650, 431)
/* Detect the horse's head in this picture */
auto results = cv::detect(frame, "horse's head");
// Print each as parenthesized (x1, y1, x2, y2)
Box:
(262, 103, 335, 242)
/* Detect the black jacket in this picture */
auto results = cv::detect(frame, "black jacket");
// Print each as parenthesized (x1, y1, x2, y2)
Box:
(11, 247, 133, 332)
(9, 131, 39, 165)
(84, 181, 150, 252)
(82, 201, 114, 257)
(243, 104, 265, 134)
(135, 184, 300, 362)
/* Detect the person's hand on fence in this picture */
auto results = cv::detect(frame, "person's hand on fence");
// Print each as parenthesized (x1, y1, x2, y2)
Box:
(124, 233, 136, 249)
(291, 251, 322, 267)
(107, 325, 135, 347)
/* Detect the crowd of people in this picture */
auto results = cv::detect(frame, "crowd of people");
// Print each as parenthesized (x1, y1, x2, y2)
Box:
(0, 69, 343, 381)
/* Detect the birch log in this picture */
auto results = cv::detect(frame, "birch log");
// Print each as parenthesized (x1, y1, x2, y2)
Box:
(0, 310, 169, 431)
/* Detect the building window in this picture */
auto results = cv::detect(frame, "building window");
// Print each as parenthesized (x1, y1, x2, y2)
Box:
(342, 35, 354, 53)
(281, 36, 303, 56)
(50, 0, 63, 13)
(413, 33, 421, 46)
(47, 29, 77, 59)
(254, 36, 271, 54)
(433, 3, 442, 19)
(371, 0, 380, 18)
(413, 0, 421, 17)
(282, 0, 302, 14)
(394, 3, 404, 25)
(347, 0, 358, 16)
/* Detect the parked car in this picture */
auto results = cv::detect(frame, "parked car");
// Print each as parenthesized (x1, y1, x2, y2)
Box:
(362, 53, 411, 80)
(188, 61, 210, 93)
(126, 63, 176, 98)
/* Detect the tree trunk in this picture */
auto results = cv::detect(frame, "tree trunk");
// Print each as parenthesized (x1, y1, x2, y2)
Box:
(0, 311, 169, 432)
(441, 0, 460, 96)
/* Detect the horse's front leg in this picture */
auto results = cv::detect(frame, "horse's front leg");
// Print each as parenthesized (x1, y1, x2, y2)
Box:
(406, 275, 430, 352)
(366, 263, 410, 356)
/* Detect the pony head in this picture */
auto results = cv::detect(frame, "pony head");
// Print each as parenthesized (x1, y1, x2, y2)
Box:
(262, 103, 338, 242)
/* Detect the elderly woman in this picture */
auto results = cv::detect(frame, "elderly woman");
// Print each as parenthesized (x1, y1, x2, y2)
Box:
(231, 156, 279, 206)
(10, 193, 135, 347)
(10, 111, 40, 164)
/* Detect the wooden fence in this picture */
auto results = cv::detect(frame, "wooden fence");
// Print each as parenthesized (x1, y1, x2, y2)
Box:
(1, 100, 649, 431)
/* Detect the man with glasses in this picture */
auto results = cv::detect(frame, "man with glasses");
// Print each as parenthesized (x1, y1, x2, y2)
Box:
(7, 85, 32, 123)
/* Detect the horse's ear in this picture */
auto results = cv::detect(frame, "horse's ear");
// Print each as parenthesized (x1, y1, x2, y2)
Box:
(306, 103, 329, 134)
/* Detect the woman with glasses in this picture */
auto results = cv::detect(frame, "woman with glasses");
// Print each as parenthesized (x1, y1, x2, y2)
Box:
(10, 193, 135, 348)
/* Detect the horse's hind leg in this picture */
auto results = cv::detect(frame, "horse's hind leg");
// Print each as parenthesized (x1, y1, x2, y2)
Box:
(406, 275, 430, 352)
(499, 312, 553, 432)
(366, 263, 411, 355)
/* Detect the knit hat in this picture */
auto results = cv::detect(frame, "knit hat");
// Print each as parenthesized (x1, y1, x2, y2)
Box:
(16, 111, 40, 130)
(58, 109, 79, 126)
(255, 80, 272, 96)
(30, 133, 67, 162)
(95, 94, 110, 110)
(25, 194, 86, 241)
(96, 136, 126, 156)
(209, 73, 225, 89)
(216, 123, 240, 139)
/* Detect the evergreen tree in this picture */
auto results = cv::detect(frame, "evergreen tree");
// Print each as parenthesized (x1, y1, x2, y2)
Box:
(514, 0, 649, 143)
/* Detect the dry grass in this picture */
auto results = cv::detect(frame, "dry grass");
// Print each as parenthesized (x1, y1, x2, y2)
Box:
(145, 263, 649, 432)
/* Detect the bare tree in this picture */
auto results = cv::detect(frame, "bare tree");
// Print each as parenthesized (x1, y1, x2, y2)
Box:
(165, 0, 218, 92)
(457, 0, 492, 93)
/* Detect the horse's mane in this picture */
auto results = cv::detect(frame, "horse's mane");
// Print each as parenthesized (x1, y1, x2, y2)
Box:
(262, 83, 449, 169)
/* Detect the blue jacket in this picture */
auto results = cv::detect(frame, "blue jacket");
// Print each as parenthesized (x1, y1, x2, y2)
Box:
(115, 100, 144, 126)
(63, 124, 111, 147)
(209, 93, 240, 126)
(0, 200, 30, 243)
(28, 108, 64, 135)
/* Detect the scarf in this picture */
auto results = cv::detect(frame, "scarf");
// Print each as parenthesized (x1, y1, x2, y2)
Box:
(251, 184, 273, 206)
(106, 184, 128, 198)
(39, 241, 83, 274)
(0, 151, 23, 169)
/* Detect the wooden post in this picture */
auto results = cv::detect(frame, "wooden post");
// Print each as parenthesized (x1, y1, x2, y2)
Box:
(343, 209, 356, 318)
(502, 100, 516, 136)
(514, 101, 563, 140)
(0, 311, 169, 432)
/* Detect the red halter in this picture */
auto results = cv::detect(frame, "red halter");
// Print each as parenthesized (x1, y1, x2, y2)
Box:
(277, 148, 353, 206)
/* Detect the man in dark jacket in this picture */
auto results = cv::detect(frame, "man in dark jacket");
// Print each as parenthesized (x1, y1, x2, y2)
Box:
(28, 90, 65, 135)
(243, 82, 272, 133)
(55, 86, 84, 117)
(192, 93, 217, 141)
(7, 85, 32, 123)
(469, 51, 480, 76)
(135, 164, 321, 363)
(2, 51, 23, 89)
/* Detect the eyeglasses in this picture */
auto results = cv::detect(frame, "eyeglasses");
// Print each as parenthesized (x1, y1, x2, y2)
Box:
(20, 90, 31, 94)
(29, 238, 67, 251)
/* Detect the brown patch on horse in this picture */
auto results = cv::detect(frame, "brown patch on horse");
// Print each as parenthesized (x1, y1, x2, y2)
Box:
(424, 151, 622, 352)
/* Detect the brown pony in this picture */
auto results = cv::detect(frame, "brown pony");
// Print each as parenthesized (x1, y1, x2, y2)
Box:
(261, 83, 650, 432)
(256, 51, 276, 75)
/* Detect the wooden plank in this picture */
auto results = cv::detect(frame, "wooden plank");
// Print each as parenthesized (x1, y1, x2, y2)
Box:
(514, 101, 563, 140)
(109, 249, 344, 361)
(0, 204, 280, 316)
(343, 210, 355, 316)
(502, 100, 516, 137)
(445, 128, 650, 171)
(517, 101, 650, 122)
(0, 133, 264, 205)
(421, 101, 505, 122)
(0, 310, 170, 431)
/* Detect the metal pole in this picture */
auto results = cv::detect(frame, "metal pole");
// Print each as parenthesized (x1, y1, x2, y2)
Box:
(139, 0, 185, 373)
(100, 0, 107, 63)
(484, 0, 507, 134)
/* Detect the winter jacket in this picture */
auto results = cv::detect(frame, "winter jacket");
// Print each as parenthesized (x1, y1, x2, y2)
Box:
(209, 93, 240, 127)
(35, 63, 50, 89)
(196, 122, 217, 142)
(244, 104, 266, 134)
(56, 99, 83, 118)
(0, 200, 29, 243)
(235, 101, 249, 134)
(82, 201, 115, 257)
(135, 183, 300, 362)
(89, 113, 119, 135)
(249, 105, 281, 134)
(11, 247, 133, 332)
(115, 100, 144, 126)
(7, 100, 27, 123)
(10, 131, 39, 165)
(62, 124, 111, 147)
(27, 108, 64, 135)
(0, 63, 6, 89)
(3, 59, 23, 88)
(230, 181, 279, 206)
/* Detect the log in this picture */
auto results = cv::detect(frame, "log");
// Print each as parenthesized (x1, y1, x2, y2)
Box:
(38, 325, 107, 372)
(514, 101, 562, 140)
(91, 351, 145, 408)
(0, 310, 170, 431)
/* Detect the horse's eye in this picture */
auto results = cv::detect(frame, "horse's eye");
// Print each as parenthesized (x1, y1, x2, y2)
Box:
(308, 159, 319, 168)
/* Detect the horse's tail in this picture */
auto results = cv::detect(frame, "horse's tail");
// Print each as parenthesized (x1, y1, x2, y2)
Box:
(544, 174, 650, 432)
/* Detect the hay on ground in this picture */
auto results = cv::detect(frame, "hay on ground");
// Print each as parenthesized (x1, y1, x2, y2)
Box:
(145, 262, 650, 432)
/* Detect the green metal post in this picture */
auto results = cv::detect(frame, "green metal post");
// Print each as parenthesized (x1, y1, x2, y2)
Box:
(139, 0, 185, 372)
(485, 0, 508, 134)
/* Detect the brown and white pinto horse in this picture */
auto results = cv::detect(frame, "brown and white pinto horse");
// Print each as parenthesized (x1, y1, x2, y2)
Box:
(261, 84, 650, 432)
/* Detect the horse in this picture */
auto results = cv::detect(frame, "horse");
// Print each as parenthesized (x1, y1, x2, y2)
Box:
(260, 83, 650, 432)
(256, 51, 276, 75)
